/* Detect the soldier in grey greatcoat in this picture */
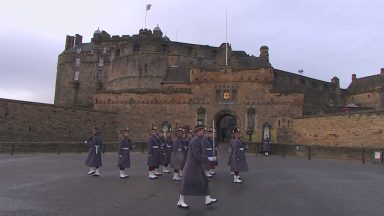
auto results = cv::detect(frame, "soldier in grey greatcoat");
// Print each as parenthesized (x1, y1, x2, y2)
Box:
(171, 128, 185, 181)
(206, 128, 217, 176)
(147, 126, 161, 179)
(162, 131, 173, 173)
(85, 127, 103, 177)
(201, 128, 213, 178)
(229, 128, 249, 183)
(228, 133, 235, 175)
(177, 124, 218, 209)
(262, 135, 272, 156)
(117, 128, 134, 178)
(179, 128, 189, 177)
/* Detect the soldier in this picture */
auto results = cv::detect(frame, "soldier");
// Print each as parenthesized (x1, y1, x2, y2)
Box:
(228, 131, 235, 176)
(162, 130, 173, 173)
(177, 123, 218, 209)
(206, 127, 217, 176)
(262, 135, 272, 156)
(229, 128, 249, 183)
(179, 128, 189, 177)
(147, 126, 161, 179)
(201, 128, 213, 178)
(117, 127, 134, 178)
(85, 127, 103, 177)
(171, 127, 185, 181)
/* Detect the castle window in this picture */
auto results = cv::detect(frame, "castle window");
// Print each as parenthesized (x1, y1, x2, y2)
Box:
(97, 70, 103, 81)
(103, 47, 107, 54)
(133, 44, 140, 52)
(74, 71, 80, 80)
(232, 89, 237, 101)
(216, 89, 221, 101)
(98, 57, 104, 66)
(76, 48, 81, 54)
(197, 107, 205, 124)
(211, 50, 217, 57)
(75, 58, 81, 67)
(115, 49, 120, 57)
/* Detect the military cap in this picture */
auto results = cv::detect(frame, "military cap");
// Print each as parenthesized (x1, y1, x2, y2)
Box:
(122, 127, 130, 132)
(232, 127, 241, 134)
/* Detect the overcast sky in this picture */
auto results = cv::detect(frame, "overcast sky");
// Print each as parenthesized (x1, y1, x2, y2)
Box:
(1, 0, 383, 104)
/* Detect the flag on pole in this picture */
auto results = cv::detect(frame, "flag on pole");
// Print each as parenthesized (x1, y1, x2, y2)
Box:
(146, 4, 152, 11)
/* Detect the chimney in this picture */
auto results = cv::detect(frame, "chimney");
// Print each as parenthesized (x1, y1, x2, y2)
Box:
(381, 68, 384, 77)
(352, 74, 357, 81)
(65, 35, 75, 51)
(75, 34, 83, 46)
(260, 46, 269, 61)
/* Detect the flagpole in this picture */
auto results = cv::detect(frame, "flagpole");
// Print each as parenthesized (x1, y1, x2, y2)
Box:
(225, 9, 228, 66)
(145, 9, 147, 29)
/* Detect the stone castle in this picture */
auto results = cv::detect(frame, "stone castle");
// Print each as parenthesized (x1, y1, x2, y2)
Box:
(53, 26, 384, 142)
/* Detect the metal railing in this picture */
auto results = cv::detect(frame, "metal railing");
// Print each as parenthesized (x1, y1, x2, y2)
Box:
(1, 141, 383, 164)
(243, 142, 384, 164)
(0, 141, 148, 155)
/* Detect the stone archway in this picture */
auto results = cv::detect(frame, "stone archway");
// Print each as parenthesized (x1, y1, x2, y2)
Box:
(214, 110, 238, 142)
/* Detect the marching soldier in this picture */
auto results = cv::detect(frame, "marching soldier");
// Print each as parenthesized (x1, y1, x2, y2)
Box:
(179, 128, 189, 177)
(147, 126, 161, 179)
(229, 128, 249, 183)
(262, 135, 272, 156)
(162, 130, 173, 173)
(228, 131, 235, 175)
(117, 127, 134, 178)
(201, 128, 213, 178)
(171, 127, 185, 181)
(206, 127, 217, 176)
(85, 127, 103, 177)
(177, 123, 218, 209)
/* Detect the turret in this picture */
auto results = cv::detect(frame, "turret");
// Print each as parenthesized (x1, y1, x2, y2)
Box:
(75, 34, 83, 46)
(260, 46, 269, 62)
(65, 35, 75, 51)
(153, 25, 163, 38)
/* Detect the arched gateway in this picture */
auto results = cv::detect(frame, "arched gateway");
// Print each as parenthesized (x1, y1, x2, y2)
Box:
(214, 110, 238, 142)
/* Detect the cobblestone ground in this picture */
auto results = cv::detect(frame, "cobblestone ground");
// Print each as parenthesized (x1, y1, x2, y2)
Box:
(0, 149, 383, 216)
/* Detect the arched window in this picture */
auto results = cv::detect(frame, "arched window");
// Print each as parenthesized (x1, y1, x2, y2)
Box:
(246, 107, 255, 131)
(197, 107, 205, 124)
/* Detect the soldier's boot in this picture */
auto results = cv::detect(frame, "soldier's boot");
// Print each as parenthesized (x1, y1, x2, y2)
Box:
(87, 167, 96, 175)
(154, 168, 163, 176)
(92, 168, 100, 177)
(233, 175, 242, 183)
(209, 169, 216, 175)
(119, 170, 129, 178)
(205, 195, 218, 206)
(173, 172, 181, 181)
(205, 170, 213, 178)
(163, 166, 171, 173)
(265, 152, 269, 156)
(177, 195, 189, 209)
(148, 171, 158, 179)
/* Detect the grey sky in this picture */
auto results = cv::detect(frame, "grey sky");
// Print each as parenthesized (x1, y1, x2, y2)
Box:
(1, 0, 383, 103)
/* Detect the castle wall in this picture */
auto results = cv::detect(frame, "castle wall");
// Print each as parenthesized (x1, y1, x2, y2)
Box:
(94, 69, 304, 141)
(292, 111, 384, 148)
(347, 92, 383, 109)
(0, 99, 118, 142)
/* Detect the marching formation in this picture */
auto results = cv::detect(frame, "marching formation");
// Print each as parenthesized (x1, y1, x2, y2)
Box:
(84, 121, 251, 209)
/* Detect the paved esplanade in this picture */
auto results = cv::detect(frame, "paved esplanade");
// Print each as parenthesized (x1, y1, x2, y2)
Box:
(0, 148, 383, 216)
